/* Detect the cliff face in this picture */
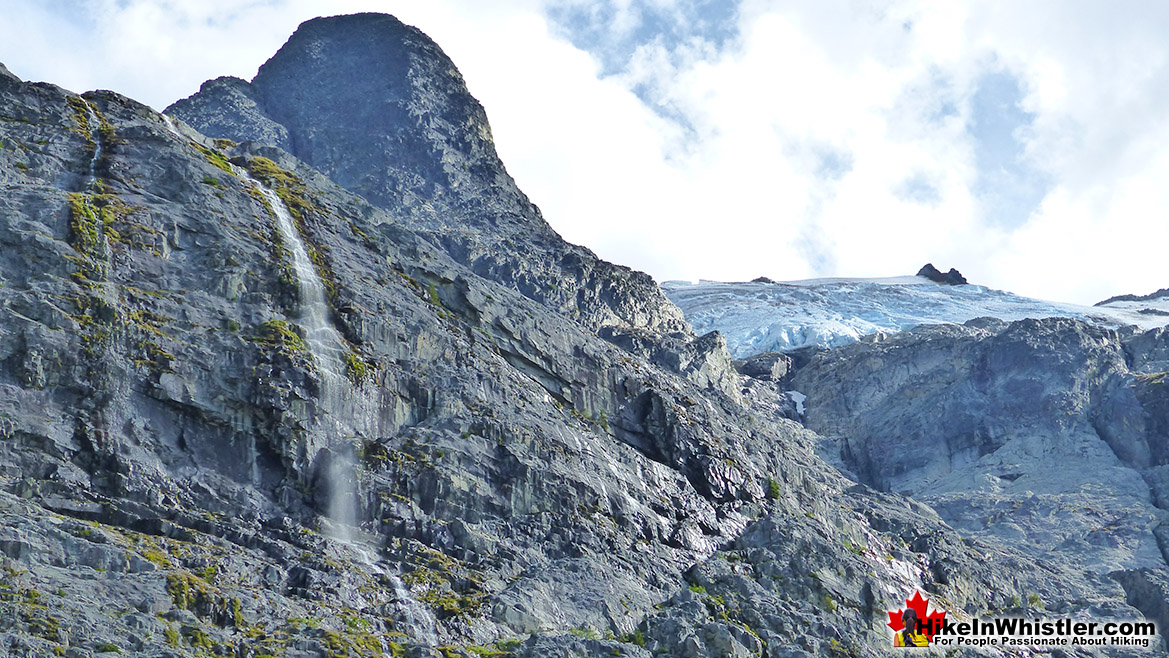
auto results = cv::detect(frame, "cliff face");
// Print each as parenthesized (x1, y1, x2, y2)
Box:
(793, 319, 1169, 545)
(787, 318, 1169, 639)
(0, 12, 1163, 658)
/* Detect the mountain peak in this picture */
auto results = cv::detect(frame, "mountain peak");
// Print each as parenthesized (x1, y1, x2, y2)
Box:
(916, 262, 968, 285)
(4, 12, 1169, 656)
(168, 12, 689, 335)
(172, 12, 503, 213)
(0, 61, 19, 85)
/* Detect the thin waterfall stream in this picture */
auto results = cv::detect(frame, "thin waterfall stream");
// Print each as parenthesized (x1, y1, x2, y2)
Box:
(85, 105, 102, 184)
(161, 114, 183, 139)
(229, 163, 358, 539)
(226, 160, 440, 642)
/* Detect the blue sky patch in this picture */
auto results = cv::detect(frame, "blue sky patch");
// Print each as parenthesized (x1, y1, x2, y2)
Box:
(546, 0, 740, 77)
(968, 69, 1049, 228)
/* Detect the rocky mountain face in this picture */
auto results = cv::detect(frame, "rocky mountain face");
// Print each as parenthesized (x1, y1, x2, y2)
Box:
(167, 13, 686, 338)
(915, 263, 967, 286)
(0, 12, 1164, 658)
(787, 318, 1169, 642)
(673, 277, 1169, 651)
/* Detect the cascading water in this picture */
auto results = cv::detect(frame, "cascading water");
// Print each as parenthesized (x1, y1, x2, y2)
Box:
(229, 163, 361, 539)
(85, 105, 102, 183)
(349, 545, 439, 645)
(161, 114, 183, 139)
(229, 161, 437, 643)
(249, 435, 262, 486)
(388, 573, 440, 645)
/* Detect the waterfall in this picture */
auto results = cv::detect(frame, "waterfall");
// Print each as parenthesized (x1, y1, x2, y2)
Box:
(251, 182, 350, 382)
(347, 543, 439, 645)
(249, 434, 262, 486)
(231, 165, 360, 538)
(85, 105, 102, 183)
(388, 573, 440, 645)
(229, 160, 437, 646)
(161, 114, 183, 139)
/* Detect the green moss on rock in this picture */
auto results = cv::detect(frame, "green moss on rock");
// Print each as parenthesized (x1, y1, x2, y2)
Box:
(192, 143, 234, 175)
(345, 350, 372, 383)
(255, 319, 308, 357)
(68, 193, 100, 253)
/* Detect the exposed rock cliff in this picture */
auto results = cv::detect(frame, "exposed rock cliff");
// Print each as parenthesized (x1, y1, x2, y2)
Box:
(788, 317, 1169, 641)
(916, 263, 967, 285)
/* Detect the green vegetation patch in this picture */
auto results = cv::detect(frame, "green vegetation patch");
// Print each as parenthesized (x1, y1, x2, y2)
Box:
(66, 96, 94, 142)
(360, 440, 392, 469)
(400, 544, 488, 620)
(68, 193, 101, 253)
(166, 572, 203, 611)
(247, 155, 324, 229)
(765, 477, 781, 500)
(193, 142, 234, 175)
(1135, 372, 1166, 386)
(254, 319, 308, 357)
(182, 626, 212, 649)
(68, 191, 145, 257)
(345, 350, 372, 383)
(248, 157, 305, 205)
(65, 95, 119, 155)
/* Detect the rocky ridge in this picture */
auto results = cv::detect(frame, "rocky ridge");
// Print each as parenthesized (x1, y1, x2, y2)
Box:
(671, 278, 1169, 652)
(0, 12, 1162, 658)
(916, 263, 968, 286)
(787, 318, 1169, 643)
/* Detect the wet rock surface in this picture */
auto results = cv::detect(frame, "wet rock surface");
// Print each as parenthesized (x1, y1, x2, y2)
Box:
(0, 11, 1163, 658)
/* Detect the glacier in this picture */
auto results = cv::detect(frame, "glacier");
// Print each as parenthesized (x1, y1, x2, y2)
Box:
(663, 275, 1169, 359)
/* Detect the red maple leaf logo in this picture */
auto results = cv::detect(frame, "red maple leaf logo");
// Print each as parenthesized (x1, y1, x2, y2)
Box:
(887, 591, 947, 642)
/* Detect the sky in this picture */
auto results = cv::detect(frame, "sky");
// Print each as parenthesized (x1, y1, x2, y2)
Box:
(2, 1, 1167, 306)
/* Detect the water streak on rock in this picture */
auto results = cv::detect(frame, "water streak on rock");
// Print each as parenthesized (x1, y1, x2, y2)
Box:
(85, 105, 102, 183)
(231, 163, 360, 541)
(161, 114, 183, 139)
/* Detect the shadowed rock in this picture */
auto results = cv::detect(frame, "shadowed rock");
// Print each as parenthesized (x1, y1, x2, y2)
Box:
(916, 262, 968, 285)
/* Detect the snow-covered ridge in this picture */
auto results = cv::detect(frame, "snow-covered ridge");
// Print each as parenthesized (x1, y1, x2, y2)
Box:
(663, 276, 1169, 359)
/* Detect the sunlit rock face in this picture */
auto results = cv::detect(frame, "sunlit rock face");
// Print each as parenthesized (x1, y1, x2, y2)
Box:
(0, 12, 1165, 657)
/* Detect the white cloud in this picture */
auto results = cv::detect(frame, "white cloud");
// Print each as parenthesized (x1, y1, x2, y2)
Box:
(515, 0, 1169, 302)
(2, 0, 1168, 304)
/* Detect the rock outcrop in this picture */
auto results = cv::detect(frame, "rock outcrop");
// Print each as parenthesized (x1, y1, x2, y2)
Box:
(733, 351, 792, 383)
(790, 316, 1169, 635)
(916, 263, 968, 285)
(1097, 287, 1169, 307)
